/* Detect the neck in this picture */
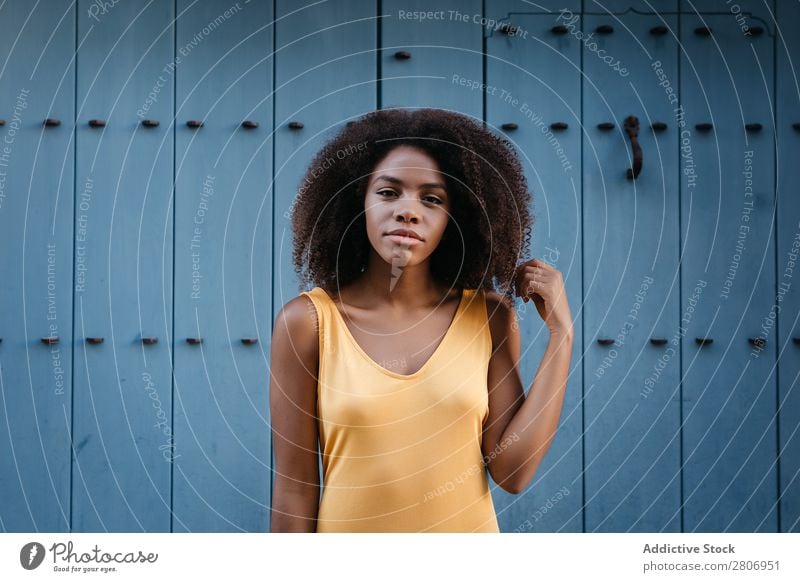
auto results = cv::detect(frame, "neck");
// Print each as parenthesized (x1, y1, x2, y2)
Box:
(356, 249, 446, 309)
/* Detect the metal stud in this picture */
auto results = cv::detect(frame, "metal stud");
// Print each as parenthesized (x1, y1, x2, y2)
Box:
(141, 337, 158, 345)
(0, 119, 5, 126)
(597, 338, 615, 345)
(694, 26, 712, 36)
(749, 26, 764, 36)
(394, 50, 411, 60)
(42, 336, 59, 345)
(501, 122, 518, 131)
(44, 118, 61, 127)
(288, 121, 304, 130)
(748, 337, 767, 348)
(142, 119, 160, 128)
(186, 337, 203, 345)
(88, 119, 106, 127)
(695, 337, 713, 346)
(596, 24, 614, 34)
(597, 122, 614, 130)
(241, 120, 259, 129)
(745, 123, 762, 132)
(793, 337, 800, 344)
(695, 123, 713, 132)
(86, 337, 104, 345)
(651, 121, 667, 132)
(241, 338, 258, 345)
(650, 25, 668, 36)
(551, 25, 568, 35)
(186, 120, 204, 128)
(793, 123, 800, 131)
(550, 122, 568, 131)
(649, 338, 668, 345)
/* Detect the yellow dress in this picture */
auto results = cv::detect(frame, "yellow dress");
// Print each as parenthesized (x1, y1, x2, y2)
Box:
(300, 286, 500, 533)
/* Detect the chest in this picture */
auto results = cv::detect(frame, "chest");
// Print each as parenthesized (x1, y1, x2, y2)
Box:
(332, 295, 463, 377)
(316, 290, 492, 430)
(343, 313, 454, 376)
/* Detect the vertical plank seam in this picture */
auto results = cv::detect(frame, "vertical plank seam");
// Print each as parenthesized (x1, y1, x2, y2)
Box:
(69, 0, 79, 534)
(772, 0, 781, 533)
(677, 3, 684, 534)
(170, 0, 177, 534)
(269, 0, 277, 531)
(580, 0, 586, 535)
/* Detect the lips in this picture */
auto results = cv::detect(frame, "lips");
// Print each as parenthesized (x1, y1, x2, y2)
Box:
(386, 228, 423, 241)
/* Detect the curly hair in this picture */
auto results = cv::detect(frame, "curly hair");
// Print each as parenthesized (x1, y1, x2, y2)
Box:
(290, 107, 533, 302)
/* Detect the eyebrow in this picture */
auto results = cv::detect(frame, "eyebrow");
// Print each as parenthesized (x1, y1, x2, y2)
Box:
(374, 174, 447, 191)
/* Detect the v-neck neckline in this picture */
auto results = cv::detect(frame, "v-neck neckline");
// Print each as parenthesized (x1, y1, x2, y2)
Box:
(318, 287, 468, 380)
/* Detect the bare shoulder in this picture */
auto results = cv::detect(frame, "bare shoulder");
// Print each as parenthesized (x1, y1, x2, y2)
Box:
(272, 294, 320, 363)
(483, 289, 519, 350)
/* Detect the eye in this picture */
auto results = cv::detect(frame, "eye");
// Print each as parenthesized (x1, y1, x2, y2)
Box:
(376, 189, 444, 205)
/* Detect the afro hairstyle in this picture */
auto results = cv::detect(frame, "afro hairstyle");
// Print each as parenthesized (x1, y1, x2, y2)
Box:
(290, 107, 533, 302)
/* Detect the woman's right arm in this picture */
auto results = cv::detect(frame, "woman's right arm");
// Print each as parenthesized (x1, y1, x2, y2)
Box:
(269, 295, 321, 532)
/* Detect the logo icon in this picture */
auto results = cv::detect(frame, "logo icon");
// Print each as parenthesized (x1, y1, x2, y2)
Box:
(20, 542, 45, 570)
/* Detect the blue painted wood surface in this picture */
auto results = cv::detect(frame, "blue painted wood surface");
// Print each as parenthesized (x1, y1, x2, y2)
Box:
(171, 0, 273, 532)
(0, 0, 75, 532)
(582, 6, 682, 533)
(71, 0, 175, 533)
(486, 12, 584, 533)
(680, 6, 777, 532)
(776, 0, 800, 534)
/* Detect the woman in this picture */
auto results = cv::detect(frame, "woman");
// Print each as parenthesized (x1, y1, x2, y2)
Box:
(270, 108, 573, 532)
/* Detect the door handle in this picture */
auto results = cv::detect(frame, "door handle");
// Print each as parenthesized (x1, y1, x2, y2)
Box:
(624, 115, 643, 180)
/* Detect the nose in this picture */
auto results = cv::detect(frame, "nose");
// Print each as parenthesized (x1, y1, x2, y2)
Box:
(393, 199, 420, 223)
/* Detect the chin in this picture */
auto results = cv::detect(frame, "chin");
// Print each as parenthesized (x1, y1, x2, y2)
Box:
(388, 248, 436, 269)
(369, 234, 438, 266)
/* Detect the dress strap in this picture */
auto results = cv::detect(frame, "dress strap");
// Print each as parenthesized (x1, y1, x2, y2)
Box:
(299, 287, 330, 357)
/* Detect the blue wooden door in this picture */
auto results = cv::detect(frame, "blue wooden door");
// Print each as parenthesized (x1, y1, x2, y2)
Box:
(171, 0, 273, 532)
(582, 2, 682, 533)
(71, 0, 176, 533)
(680, 2, 778, 532)
(776, 0, 800, 534)
(0, 0, 75, 532)
(1, 0, 797, 533)
(485, 3, 584, 532)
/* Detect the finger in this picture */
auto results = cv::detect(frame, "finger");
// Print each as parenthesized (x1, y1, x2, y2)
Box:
(529, 262, 556, 274)
(519, 258, 542, 272)
(531, 258, 555, 271)
(522, 280, 537, 298)
(526, 273, 545, 284)
(524, 279, 546, 294)
(524, 271, 540, 283)
(525, 282, 554, 300)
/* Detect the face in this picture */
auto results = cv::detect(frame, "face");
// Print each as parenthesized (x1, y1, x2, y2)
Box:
(363, 145, 452, 270)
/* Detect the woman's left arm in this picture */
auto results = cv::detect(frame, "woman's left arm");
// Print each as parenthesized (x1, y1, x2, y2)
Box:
(481, 259, 574, 494)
